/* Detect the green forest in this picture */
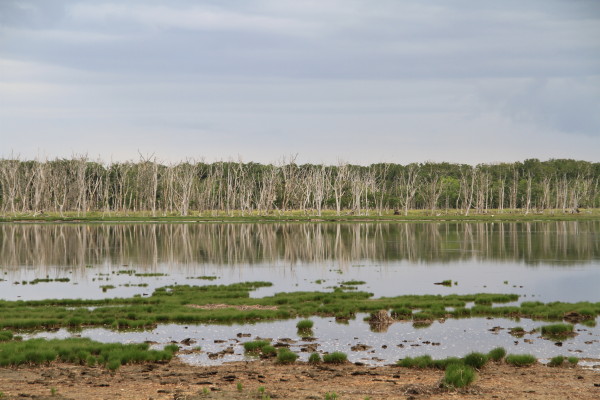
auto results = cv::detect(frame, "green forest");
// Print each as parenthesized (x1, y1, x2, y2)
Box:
(0, 157, 598, 216)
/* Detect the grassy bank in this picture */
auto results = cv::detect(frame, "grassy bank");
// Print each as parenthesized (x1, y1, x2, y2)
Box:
(1, 209, 600, 223)
(0, 282, 598, 330)
(0, 333, 177, 370)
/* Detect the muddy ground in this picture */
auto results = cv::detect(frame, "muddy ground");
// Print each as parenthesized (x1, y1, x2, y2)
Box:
(1, 359, 599, 400)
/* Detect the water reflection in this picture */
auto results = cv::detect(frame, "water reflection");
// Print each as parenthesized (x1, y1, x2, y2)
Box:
(1, 221, 599, 268)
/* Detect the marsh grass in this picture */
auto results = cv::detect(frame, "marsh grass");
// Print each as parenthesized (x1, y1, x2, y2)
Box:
(397, 355, 434, 368)
(0, 331, 13, 342)
(0, 281, 597, 330)
(540, 323, 574, 339)
(462, 352, 488, 369)
(322, 352, 348, 364)
(296, 319, 314, 330)
(487, 347, 506, 361)
(509, 327, 526, 336)
(548, 355, 565, 367)
(260, 345, 277, 358)
(28, 278, 70, 284)
(308, 352, 321, 364)
(505, 354, 537, 367)
(276, 348, 298, 364)
(340, 280, 366, 285)
(0, 337, 176, 370)
(243, 340, 271, 355)
(442, 364, 476, 388)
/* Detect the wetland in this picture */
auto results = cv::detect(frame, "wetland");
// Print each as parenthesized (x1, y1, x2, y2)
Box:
(1, 221, 600, 398)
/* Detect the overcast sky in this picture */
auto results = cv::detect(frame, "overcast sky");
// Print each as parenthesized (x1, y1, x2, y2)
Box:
(1, 0, 599, 165)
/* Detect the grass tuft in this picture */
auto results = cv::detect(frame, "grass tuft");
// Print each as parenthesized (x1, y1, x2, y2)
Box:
(322, 352, 348, 364)
(397, 355, 433, 368)
(505, 354, 537, 367)
(296, 319, 314, 330)
(540, 323, 574, 338)
(548, 355, 565, 367)
(442, 364, 476, 388)
(308, 352, 321, 364)
(487, 347, 506, 361)
(463, 352, 488, 369)
(276, 348, 298, 364)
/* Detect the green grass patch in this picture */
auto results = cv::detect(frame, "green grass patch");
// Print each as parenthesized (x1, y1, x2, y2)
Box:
(0, 331, 14, 342)
(397, 355, 434, 368)
(0, 281, 597, 331)
(322, 352, 348, 364)
(243, 340, 271, 354)
(296, 319, 314, 330)
(340, 280, 366, 286)
(462, 352, 488, 369)
(0, 337, 176, 370)
(187, 276, 218, 280)
(548, 355, 565, 367)
(276, 348, 298, 364)
(567, 356, 579, 365)
(540, 323, 574, 339)
(308, 352, 321, 364)
(505, 354, 537, 367)
(443, 364, 476, 388)
(28, 278, 70, 284)
(487, 347, 506, 361)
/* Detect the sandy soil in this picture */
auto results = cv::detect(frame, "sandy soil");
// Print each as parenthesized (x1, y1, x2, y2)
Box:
(1, 360, 599, 400)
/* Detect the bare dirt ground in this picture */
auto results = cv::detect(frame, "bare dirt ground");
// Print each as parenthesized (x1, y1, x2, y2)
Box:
(1, 360, 599, 400)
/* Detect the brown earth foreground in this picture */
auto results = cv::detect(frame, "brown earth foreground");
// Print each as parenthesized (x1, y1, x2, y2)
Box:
(1, 360, 599, 400)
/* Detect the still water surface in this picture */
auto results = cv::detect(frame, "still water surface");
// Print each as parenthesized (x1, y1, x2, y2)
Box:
(2, 222, 599, 364)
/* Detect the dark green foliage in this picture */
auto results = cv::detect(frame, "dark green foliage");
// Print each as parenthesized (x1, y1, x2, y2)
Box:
(567, 356, 579, 365)
(276, 348, 298, 364)
(443, 364, 476, 388)
(487, 347, 506, 361)
(463, 352, 488, 369)
(505, 354, 537, 367)
(322, 352, 348, 364)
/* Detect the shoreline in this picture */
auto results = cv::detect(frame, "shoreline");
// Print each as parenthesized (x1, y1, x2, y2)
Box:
(1, 358, 599, 400)
(2, 209, 600, 224)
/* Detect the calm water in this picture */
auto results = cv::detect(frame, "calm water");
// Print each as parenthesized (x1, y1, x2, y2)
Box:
(3, 221, 600, 364)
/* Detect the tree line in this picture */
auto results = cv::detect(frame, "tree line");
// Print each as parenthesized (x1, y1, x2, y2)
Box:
(0, 156, 598, 216)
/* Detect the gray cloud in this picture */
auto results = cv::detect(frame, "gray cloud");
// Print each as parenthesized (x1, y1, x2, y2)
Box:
(1, 0, 599, 164)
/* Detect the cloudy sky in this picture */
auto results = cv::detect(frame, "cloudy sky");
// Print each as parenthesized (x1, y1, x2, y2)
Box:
(1, 0, 599, 165)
